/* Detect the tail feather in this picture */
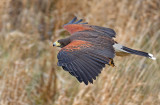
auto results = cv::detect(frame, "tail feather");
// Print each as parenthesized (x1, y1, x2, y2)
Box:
(113, 43, 156, 60)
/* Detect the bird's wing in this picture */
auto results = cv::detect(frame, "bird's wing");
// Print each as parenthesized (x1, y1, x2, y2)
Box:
(63, 17, 116, 38)
(57, 40, 115, 85)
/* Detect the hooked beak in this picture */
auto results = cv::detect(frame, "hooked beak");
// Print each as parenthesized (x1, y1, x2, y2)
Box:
(53, 41, 61, 47)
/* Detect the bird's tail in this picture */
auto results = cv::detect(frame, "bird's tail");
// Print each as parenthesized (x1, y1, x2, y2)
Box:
(113, 43, 156, 60)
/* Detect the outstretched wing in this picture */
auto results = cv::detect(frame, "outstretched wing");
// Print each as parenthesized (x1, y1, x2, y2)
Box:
(57, 40, 115, 85)
(63, 17, 116, 38)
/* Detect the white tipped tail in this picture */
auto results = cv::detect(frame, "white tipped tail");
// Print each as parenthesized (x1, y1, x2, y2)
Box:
(113, 43, 156, 60)
(148, 53, 156, 60)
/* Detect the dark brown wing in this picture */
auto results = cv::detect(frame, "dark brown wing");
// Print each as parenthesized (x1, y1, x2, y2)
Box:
(57, 40, 115, 85)
(88, 25, 116, 38)
(63, 17, 116, 38)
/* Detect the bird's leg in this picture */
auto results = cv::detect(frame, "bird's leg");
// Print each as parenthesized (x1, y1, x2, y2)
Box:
(109, 58, 115, 67)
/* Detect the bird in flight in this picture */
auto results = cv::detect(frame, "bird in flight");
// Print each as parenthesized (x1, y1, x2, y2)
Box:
(53, 17, 156, 85)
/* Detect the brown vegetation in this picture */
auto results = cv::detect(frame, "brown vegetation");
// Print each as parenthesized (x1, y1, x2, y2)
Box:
(0, 0, 159, 105)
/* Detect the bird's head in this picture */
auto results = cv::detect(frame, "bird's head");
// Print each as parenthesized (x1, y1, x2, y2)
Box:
(53, 38, 71, 48)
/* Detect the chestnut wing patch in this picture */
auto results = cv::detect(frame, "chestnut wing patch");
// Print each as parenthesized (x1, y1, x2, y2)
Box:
(63, 24, 92, 34)
(63, 17, 116, 38)
(57, 40, 114, 85)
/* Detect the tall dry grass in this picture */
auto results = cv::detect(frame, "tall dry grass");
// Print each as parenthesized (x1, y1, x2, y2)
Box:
(0, 0, 160, 105)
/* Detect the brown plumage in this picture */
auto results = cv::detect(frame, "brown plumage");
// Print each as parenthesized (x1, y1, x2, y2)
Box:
(53, 17, 156, 85)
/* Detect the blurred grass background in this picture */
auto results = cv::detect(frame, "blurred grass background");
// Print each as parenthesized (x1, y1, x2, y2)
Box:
(0, 0, 160, 105)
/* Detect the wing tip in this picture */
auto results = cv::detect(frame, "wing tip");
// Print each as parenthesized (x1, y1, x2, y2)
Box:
(63, 17, 88, 26)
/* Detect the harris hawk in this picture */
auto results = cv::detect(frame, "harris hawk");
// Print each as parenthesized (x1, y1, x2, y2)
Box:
(53, 17, 156, 85)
